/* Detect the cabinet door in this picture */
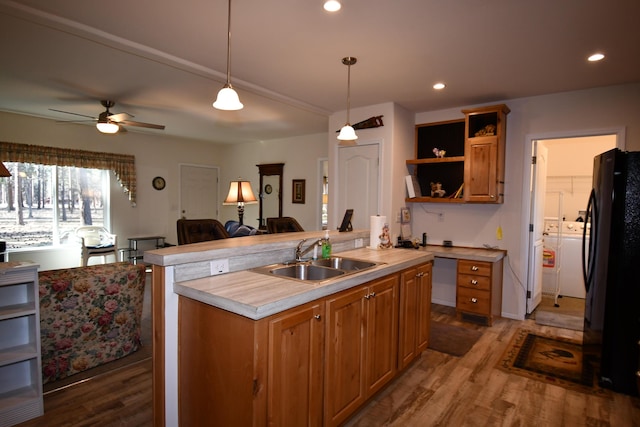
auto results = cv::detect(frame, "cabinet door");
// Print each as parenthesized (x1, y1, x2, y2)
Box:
(365, 275, 398, 396)
(416, 263, 433, 352)
(398, 267, 419, 370)
(268, 301, 324, 427)
(464, 137, 499, 202)
(324, 286, 368, 427)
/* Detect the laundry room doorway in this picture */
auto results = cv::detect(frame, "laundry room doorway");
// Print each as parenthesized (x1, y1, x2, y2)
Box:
(525, 131, 619, 316)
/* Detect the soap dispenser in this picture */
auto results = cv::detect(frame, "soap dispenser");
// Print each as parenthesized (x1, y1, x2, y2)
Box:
(322, 231, 332, 259)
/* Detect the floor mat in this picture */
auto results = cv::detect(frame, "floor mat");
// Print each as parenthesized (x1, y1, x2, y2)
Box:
(428, 321, 482, 357)
(496, 328, 606, 395)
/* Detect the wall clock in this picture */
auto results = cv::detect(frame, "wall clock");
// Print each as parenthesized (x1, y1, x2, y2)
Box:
(152, 176, 166, 191)
(264, 184, 272, 194)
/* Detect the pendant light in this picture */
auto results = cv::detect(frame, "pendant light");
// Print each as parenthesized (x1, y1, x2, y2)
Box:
(213, 0, 243, 110)
(337, 57, 358, 142)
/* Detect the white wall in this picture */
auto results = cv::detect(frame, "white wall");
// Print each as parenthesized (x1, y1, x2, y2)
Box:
(412, 82, 640, 320)
(328, 102, 413, 241)
(217, 133, 328, 231)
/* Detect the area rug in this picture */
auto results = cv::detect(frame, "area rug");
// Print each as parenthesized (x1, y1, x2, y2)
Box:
(497, 328, 604, 394)
(428, 321, 482, 357)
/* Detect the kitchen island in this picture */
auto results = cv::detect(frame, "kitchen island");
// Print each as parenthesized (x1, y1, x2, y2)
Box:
(144, 229, 434, 426)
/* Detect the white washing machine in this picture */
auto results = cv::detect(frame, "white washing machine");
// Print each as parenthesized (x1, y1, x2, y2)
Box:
(542, 220, 588, 299)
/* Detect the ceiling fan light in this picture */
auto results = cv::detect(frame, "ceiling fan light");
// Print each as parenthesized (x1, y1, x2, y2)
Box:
(96, 121, 119, 134)
(213, 85, 244, 110)
(337, 124, 357, 141)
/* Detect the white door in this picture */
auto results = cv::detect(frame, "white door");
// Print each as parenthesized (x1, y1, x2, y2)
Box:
(179, 164, 219, 219)
(337, 143, 380, 230)
(526, 142, 548, 314)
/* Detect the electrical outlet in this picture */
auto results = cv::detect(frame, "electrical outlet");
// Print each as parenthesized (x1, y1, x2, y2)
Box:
(396, 212, 401, 223)
(355, 238, 364, 248)
(211, 259, 229, 275)
(438, 213, 444, 222)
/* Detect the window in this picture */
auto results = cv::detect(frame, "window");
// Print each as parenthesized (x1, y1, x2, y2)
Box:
(0, 162, 110, 248)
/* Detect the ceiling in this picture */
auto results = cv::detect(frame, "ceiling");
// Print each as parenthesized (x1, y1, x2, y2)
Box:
(1, 0, 639, 145)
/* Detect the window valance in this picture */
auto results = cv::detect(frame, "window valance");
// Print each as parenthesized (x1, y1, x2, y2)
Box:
(0, 141, 137, 204)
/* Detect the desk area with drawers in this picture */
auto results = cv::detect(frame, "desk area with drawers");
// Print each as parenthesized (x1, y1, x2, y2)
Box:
(421, 245, 506, 325)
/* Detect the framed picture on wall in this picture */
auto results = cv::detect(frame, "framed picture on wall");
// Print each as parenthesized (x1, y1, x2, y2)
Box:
(292, 179, 305, 204)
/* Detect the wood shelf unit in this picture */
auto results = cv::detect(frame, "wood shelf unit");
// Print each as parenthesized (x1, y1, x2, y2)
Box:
(406, 104, 509, 204)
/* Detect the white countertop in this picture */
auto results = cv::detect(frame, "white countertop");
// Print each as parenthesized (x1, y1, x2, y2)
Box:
(174, 247, 433, 320)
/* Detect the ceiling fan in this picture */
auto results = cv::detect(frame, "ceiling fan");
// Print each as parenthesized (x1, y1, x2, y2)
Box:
(50, 100, 166, 134)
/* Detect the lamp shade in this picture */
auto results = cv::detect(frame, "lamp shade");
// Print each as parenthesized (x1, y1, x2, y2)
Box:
(213, 85, 244, 111)
(337, 124, 358, 141)
(0, 162, 11, 177)
(223, 180, 257, 204)
(96, 121, 119, 134)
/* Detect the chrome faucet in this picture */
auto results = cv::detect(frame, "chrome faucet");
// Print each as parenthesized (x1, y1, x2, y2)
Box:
(295, 238, 323, 262)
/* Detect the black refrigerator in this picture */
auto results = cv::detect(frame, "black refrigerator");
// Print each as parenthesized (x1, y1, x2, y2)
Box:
(583, 148, 640, 396)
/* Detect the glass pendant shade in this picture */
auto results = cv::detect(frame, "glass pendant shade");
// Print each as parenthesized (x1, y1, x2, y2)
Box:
(214, 0, 243, 111)
(337, 56, 358, 143)
(96, 121, 119, 134)
(213, 85, 243, 110)
(337, 124, 357, 141)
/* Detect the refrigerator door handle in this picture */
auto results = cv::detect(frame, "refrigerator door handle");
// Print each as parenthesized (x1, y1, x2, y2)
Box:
(583, 188, 597, 292)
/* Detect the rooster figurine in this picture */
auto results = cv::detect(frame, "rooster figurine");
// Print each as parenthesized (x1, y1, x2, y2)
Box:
(432, 148, 446, 158)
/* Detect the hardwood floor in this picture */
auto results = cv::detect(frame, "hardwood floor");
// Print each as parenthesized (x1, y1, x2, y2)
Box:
(17, 304, 640, 426)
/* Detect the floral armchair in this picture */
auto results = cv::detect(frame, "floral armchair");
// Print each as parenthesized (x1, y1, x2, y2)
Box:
(39, 262, 146, 384)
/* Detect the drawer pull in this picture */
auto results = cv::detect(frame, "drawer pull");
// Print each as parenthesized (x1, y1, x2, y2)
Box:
(471, 266, 479, 271)
(470, 297, 478, 304)
(471, 279, 478, 285)
(416, 272, 424, 278)
(365, 292, 376, 299)
(370, 292, 376, 298)
(314, 314, 321, 320)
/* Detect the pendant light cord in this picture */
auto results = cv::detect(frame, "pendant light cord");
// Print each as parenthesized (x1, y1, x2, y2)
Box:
(346, 62, 351, 124)
(225, 0, 232, 86)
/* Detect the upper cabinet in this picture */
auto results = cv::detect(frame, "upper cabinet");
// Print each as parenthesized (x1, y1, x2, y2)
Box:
(406, 104, 510, 204)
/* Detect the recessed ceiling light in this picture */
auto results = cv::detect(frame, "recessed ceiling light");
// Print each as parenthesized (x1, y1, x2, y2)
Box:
(324, 1, 341, 12)
(433, 83, 446, 90)
(588, 53, 605, 62)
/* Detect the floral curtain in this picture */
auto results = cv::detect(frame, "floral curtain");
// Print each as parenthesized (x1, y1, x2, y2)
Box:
(0, 141, 137, 204)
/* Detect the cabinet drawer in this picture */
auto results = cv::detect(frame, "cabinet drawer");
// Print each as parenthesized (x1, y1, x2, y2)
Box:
(457, 260, 491, 277)
(457, 286, 490, 315)
(457, 273, 491, 291)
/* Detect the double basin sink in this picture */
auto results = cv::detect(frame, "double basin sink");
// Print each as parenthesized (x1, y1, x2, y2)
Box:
(252, 256, 382, 283)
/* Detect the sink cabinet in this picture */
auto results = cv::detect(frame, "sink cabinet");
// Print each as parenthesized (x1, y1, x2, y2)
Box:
(268, 301, 325, 427)
(398, 262, 433, 370)
(178, 263, 429, 427)
(324, 275, 398, 427)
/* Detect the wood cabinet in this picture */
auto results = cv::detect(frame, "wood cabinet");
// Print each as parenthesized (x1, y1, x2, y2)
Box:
(462, 104, 510, 203)
(398, 262, 433, 370)
(268, 301, 324, 427)
(456, 258, 503, 325)
(406, 104, 509, 204)
(177, 266, 429, 427)
(0, 262, 43, 427)
(324, 275, 398, 427)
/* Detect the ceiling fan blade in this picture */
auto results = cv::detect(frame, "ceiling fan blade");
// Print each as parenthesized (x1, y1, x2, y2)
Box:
(119, 120, 165, 130)
(49, 108, 97, 120)
(108, 112, 134, 122)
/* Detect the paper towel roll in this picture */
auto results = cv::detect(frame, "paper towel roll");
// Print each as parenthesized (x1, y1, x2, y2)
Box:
(369, 215, 391, 249)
